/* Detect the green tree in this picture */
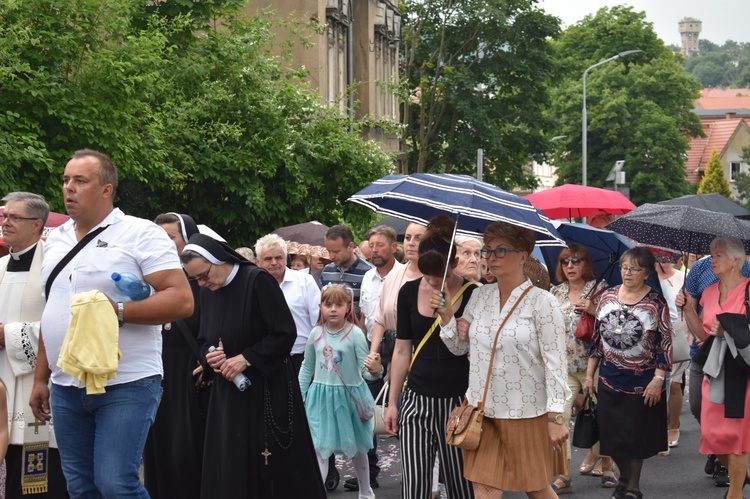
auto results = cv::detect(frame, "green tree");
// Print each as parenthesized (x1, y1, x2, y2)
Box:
(733, 145, 750, 208)
(547, 6, 703, 205)
(0, 0, 392, 245)
(697, 150, 732, 198)
(399, 0, 560, 189)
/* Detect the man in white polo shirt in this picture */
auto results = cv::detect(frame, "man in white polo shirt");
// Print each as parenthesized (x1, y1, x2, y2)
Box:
(29, 149, 193, 498)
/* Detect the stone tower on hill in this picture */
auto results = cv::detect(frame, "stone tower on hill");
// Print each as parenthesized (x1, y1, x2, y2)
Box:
(679, 17, 702, 58)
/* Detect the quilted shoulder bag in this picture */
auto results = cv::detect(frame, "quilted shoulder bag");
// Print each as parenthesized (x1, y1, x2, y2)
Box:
(446, 286, 531, 450)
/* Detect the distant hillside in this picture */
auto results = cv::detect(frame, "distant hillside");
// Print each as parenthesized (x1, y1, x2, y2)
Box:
(681, 39, 750, 88)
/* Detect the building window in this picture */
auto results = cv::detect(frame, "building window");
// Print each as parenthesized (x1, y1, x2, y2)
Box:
(326, 1, 349, 112)
(730, 162, 742, 182)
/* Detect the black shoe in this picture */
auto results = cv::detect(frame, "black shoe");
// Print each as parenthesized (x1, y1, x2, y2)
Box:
(343, 477, 380, 491)
(705, 454, 717, 475)
(325, 467, 340, 491)
(714, 463, 730, 487)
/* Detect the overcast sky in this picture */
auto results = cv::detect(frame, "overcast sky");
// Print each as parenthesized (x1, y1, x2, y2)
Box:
(537, 0, 749, 46)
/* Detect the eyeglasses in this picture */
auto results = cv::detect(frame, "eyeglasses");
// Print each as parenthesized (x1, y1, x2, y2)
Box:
(190, 263, 213, 282)
(480, 247, 524, 259)
(2, 215, 39, 224)
(561, 258, 583, 266)
(621, 266, 643, 274)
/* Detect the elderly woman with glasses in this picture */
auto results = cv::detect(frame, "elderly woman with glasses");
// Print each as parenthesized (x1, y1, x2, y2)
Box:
(179, 234, 326, 499)
(548, 244, 613, 494)
(584, 247, 672, 499)
(439, 221, 569, 499)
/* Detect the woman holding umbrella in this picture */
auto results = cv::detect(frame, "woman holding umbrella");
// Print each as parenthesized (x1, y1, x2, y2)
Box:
(584, 247, 672, 499)
(384, 216, 478, 499)
(439, 221, 569, 498)
(676, 236, 750, 499)
(549, 244, 613, 493)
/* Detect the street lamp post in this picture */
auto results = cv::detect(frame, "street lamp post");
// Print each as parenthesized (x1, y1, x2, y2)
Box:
(582, 50, 642, 186)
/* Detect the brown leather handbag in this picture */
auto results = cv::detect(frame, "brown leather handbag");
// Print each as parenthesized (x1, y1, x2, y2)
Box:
(446, 287, 531, 450)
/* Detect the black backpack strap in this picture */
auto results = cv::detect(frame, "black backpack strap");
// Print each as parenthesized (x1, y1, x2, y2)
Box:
(44, 225, 110, 300)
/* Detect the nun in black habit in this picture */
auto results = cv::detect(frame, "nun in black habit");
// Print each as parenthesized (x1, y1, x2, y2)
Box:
(181, 234, 326, 499)
(143, 213, 206, 499)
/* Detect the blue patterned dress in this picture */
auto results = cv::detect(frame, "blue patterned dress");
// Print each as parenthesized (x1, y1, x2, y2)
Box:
(299, 324, 376, 458)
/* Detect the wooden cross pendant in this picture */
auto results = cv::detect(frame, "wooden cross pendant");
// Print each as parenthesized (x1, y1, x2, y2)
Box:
(261, 448, 272, 465)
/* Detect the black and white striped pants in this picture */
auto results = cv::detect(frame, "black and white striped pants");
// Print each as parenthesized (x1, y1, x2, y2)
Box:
(399, 389, 475, 499)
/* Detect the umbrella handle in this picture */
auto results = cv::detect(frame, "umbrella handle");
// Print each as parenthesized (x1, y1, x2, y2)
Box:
(440, 214, 461, 293)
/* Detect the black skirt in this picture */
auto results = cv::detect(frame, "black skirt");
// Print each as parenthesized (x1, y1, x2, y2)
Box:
(598, 382, 668, 459)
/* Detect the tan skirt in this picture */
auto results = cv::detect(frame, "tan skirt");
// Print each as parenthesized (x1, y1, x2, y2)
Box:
(463, 414, 556, 492)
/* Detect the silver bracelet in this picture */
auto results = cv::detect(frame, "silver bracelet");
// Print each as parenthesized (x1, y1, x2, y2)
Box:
(654, 374, 665, 381)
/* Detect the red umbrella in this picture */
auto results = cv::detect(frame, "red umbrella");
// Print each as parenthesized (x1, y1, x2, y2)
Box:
(526, 184, 635, 220)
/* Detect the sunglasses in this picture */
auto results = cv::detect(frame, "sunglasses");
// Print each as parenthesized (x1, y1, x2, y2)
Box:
(561, 258, 583, 266)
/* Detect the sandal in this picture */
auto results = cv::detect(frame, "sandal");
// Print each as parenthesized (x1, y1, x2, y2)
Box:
(579, 451, 599, 474)
(551, 475, 572, 495)
(601, 466, 618, 488)
(611, 479, 628, 499)
(623, 490, 643, 499)
(591, 457, 613, 476)
(668, 428, 680, 447)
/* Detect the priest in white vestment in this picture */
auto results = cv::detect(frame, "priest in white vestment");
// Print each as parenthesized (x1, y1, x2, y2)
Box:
(0, 192, 67, 497)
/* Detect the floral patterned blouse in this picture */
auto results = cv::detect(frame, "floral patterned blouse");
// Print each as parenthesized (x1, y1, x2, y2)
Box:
(550, 279, 609, 374)
(589, 285, 672, 395)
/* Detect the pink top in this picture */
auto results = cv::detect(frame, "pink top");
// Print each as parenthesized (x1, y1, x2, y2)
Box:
(700, 277, 750, 335)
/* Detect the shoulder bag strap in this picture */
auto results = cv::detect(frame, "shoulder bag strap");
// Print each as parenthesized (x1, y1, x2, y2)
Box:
(402, 281, 473, 392)
(745, 279, 750, 322)
(44, 225, 110, 300)
(321, 325, 359, 402)
(477, 286, 532, 412)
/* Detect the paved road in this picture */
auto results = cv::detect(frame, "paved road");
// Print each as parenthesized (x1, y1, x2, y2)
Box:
(328, 398, 731, 498)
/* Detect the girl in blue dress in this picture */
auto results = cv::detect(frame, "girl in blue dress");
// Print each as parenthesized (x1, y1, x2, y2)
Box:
(299, 284, 383, 499)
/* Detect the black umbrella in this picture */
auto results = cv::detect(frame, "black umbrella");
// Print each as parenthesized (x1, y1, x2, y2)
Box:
(367, 216, 410, 242)
(657, 193, 750, 220)
(607, 203, 750, 255)
(272, 221, 330, 246)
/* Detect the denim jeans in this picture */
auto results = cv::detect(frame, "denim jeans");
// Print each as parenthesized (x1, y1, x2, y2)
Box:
(51, 376, 162, 498)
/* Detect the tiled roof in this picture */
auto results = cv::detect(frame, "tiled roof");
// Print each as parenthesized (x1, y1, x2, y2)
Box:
(700, 88, 750, 98)
(685, 117, 750, 184)
(696, 96, 750, 109)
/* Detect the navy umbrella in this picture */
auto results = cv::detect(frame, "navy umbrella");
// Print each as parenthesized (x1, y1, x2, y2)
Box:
(538, 222, 663, 295)
(349, 173, 565, 247)
(607, 203, 750, 255)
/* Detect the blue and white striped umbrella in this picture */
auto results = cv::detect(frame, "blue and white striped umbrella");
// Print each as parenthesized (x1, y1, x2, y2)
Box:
(348, 173, 566, 247)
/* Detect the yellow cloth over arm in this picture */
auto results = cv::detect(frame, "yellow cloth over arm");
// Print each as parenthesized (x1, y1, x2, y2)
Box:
(57, 290, 122, 394)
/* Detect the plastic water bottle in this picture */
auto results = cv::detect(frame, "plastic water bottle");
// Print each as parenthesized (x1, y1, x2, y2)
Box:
(208, 345, 251, 391)
(111, 272, 151, 301)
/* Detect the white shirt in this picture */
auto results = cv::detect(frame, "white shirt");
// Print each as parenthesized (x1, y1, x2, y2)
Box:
(42, 208, 181, 386)
(440, 280, 570, 419)
(279, 268, 321, 355)
(359, 260, 404, 340)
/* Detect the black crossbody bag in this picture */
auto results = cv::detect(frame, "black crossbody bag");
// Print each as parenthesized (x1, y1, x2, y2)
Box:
(44, 225, 109, 300)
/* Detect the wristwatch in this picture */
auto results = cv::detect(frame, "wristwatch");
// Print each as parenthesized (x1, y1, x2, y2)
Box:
(548, 414, 565, 425)
(117, 302, 124, 328)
